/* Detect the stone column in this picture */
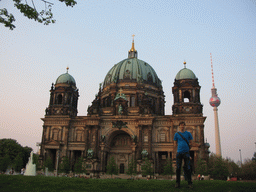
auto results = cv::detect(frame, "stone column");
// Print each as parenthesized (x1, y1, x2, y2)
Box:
(84, 126, 89, 157)
(148, 126, 152, 159)
(138, 126, 143, 159)
(100, 144, 105, 172)
(170, 121, 174, 142)
(93, 126, 99, 159)
(70, 150, 74, 168)
(156, 152, 159, 174)
(167, 151, 170, 159)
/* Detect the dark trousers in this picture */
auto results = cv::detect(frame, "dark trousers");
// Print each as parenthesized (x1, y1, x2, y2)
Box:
(176, 152, 192, 185)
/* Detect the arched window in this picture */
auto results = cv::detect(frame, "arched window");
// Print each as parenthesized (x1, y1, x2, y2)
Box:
(57, 94, 62, 104)
(52, 129, 59, 141)
(183, 91, 190, 103)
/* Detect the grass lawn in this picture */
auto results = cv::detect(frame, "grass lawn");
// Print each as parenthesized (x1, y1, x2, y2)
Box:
(0, 175, 255, 192)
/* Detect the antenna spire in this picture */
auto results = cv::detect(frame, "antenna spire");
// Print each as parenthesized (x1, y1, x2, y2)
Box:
(210, 53, 215, 88)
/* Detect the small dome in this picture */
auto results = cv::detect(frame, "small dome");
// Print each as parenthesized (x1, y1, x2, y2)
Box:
(205, 142, 210, 148)
(56, 72, 76, 86)
(175, 68, 197, 80)
(103, 58, 162, 88)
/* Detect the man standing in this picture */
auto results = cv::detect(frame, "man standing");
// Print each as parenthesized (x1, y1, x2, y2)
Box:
(174, 122, 193, 188)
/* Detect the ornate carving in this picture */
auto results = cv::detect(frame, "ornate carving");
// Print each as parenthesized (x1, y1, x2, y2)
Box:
(112, 120, 128, 129)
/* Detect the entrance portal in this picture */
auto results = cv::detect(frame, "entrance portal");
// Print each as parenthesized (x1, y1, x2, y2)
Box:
(108, 131, 132, 174)
(120, 163, 125, 173)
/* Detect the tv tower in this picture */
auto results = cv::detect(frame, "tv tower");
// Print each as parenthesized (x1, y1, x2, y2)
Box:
(209, 53, 222, 156)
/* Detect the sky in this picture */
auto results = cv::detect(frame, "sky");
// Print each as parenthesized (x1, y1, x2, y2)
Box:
(0, 0, 255, 163)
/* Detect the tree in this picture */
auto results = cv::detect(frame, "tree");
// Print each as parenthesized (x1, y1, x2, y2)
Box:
(163, 158, 174, 179)
(59, 156, 70, 174)
(225, 158, 240, 177)
(106, 157, 118, 178)
(22, 146, 33, 168)
(0, 154, 11, 173)
(252, 152, 256, 162)
(195, 157, 208, 175)
(239, 159, 256, 180)
(126, 159, 137, 177)
(74, 156, 85, 174)
(0, 0, 77, 30)
(141, 157, 153, 177)
(14, 153, 24, 172)
(0, 138, 32, 171)
(208, 153, 229, 180)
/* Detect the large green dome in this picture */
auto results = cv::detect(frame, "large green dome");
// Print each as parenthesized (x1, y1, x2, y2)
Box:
(175, 67, 197, 80)
(55, 72, 76, 86)
(103, 58, 162, 88)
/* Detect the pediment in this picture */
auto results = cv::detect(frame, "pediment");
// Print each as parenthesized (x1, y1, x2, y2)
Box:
(45, 140, 60, 146)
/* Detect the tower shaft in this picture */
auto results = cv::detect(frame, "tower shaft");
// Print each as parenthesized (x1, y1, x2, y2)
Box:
(214, 107, 221, 156)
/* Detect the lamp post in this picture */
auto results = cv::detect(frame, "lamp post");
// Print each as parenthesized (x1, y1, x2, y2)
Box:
(239, 149, 242, 167)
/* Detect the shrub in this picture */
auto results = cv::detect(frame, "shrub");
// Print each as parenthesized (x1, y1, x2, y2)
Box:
(59, 156, 70, 174)
(126, 159, 137, 176)
(74, 157, 86, 174)
(44, 157, 54, 172)
(163, 158, 174, 179)
(106, 157, 118, 177)
(141, 157, 153, 176)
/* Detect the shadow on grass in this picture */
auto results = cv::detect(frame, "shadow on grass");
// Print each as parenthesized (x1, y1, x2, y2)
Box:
(0, 175, 255, 192)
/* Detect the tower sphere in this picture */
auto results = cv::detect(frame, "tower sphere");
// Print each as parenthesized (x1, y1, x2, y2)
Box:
(209, 95, 221, 107)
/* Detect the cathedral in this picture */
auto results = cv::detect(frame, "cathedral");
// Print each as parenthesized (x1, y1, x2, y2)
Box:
(39, 39, 209, 175)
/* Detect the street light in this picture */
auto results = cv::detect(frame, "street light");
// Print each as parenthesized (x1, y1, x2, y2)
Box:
(239, 149, 242, 167)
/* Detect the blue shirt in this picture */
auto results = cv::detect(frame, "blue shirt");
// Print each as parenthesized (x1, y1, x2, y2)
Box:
(174, 131, 193, 153)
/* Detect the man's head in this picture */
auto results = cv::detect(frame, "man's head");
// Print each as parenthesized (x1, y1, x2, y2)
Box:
(179, 122, 186, 132)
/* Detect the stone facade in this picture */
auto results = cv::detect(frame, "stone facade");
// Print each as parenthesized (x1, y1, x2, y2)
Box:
(39, 45, 209, 174)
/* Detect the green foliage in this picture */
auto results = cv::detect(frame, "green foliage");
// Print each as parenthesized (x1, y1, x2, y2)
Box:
(44, 157, 54, 172)
(74, 157, 85, 174)
(32, 153, 40, 171)
(0, 8, 15, 30)
(0, 138, 32, 172)
(0, 154, 11, 172)
(14, 153, 24, 172)
(195, 157, 208, 175)
(163, 158, 174, 177)
(252, 152, 256, 161)
(126, 159, 137, 176)
(141, 157, 153, 176)
(22, 146, 33, 168)
(0, 0, 77, 30)
(239, 159, 256, 180)
(225, 158, 240, 177)
(106, 157, 118, 177)
(208, 153, 229, 180)
(59, 156, 70, 174)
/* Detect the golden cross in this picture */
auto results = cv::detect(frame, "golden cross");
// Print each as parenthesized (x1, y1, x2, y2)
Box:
(132, 34, 135, 41)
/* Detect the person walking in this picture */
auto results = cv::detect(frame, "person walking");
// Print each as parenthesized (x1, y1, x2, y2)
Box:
(174, 122, 193, 188)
